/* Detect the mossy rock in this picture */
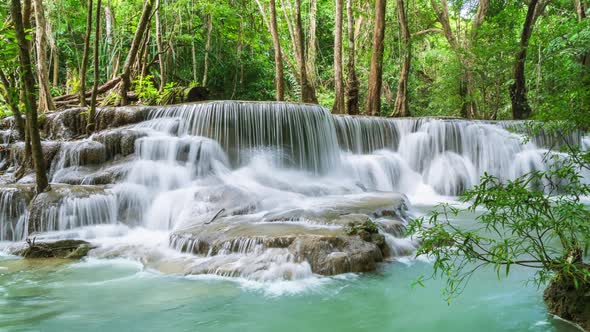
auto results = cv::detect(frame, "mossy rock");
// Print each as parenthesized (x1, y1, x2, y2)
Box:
(17, 240, 94, 259)
(544, 266, 590, 331)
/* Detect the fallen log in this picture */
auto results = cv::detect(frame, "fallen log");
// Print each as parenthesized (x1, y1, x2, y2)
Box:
(54, 77, 121, 102)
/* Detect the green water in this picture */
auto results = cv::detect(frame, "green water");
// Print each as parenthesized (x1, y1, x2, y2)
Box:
(0, 254, 579, 332)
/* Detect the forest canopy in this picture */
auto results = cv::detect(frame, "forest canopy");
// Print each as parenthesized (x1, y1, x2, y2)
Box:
(0, 0, 588, 120)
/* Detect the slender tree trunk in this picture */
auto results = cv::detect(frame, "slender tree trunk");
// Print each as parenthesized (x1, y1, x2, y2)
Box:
(87, 0, 102, 134)
(295, 0, 317, 103)
(52, 49, 59, 86)
(306, 0, 318, 88)
(104, 6, 114, 79)
(119, 0, 154, 105)
(366, 0, 387, 116)
(575, 1, 589, 68)
(33, 0, 56, 112)
(255, 0, 285, 101)
(393, 0, 411, 117)
(203, 14, 213, 86)
(510, 0, 545, 119)
(0, 70, 26, 140)
(80, 0, 93, 107)
(345, 0, 359, 115)
(155, 0, 166, 91)
(332, 0, 344, 114)
(270, 0, 285, 101)
(11, 0, 50, 193)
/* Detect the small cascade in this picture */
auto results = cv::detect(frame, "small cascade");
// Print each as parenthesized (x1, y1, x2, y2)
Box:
(0, 187, 31, 241)
(50, 140, 107, 181)
(40, 193, 119, 233)
(147, 101, 341, 173)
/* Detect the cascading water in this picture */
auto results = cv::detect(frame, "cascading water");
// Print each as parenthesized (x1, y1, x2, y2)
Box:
(0, 101, 585, 281)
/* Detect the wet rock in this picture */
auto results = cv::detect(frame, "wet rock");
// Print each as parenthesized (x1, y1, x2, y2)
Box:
(0, 129, 18, 144)
(91, 128, 148, 158)
(51, 158, 133, 185)
(16, 239, 93, 259)
(28, 184, 114, 234)
(288, 235, 383, 275)
(50, 140, 107, 173)
(170, 214, 390, 276)
(10, 141, 61, 168)
(43, 106, 151, 140)
(544, 267, 590, 331)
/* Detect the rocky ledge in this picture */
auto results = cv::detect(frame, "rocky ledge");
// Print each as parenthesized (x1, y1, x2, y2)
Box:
(167, 191, 411, 276)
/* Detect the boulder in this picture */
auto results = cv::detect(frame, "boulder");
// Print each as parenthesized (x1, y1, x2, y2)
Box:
(10, 141, 61, 169)
(91, 128, 148, 158)
(42, 106, 151, 140)
(16, 239, 93, 259)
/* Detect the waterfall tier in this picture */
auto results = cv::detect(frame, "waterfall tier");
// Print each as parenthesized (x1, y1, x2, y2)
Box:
(0, 101, 586, 279)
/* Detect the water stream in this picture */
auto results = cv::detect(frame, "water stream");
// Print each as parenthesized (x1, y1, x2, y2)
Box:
(0, 101, 587, 331)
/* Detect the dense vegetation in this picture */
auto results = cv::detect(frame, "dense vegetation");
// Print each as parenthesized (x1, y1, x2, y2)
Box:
(0, 0, 588, 119)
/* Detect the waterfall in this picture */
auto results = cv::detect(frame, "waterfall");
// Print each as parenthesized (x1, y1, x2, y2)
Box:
(1, 101, 586, 279)
(0, 187, 30, 241)
(147, 101, 341, 173)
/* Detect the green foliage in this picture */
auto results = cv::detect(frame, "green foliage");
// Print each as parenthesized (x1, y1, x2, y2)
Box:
(346, 219, 379, 236)
(409, 153, 590, 302)
(133, 75, 159, 105)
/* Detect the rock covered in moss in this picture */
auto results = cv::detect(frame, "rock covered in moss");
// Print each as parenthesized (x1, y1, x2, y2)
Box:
(16, 239, 93, 259)
(543, 268, 590, 331)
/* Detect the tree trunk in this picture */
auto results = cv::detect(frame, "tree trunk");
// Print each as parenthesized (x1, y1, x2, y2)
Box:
(155, 0, 166, 91)
(345, 0, 359, 115)
(510, 0, 544, 119)
(0, 70, 26, 140)
(52, 49, 59, 86)
(431, 0, 483, 119)
(268, 0, 285, 101)
(80, 0, 93, 107)
(87, 0, 102, 134)
(332, 0, 344, 114)
(203, 14, 213, 87)
(295, 0, 317, 103)
(392, 0, 411, 117)
(306, 0, 318, 89)
(366, 0, 387, 116)
(33, 0, 56, 112)
(119, 0, 154, 106)
(11, 0, 50, 193)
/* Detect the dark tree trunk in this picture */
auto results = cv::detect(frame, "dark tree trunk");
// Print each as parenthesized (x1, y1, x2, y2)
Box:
(80, 0, 93, 107)
(392, 0, 411, 117)
(510, 0, 544, 119)
(269, 0, 285, 101)
(332, 0, 345, 114)
(295, 0, 317, 103)
(119, 0, 154, 106)
(87, 0, 102, 134)
(11, 0, 50, 193)
(366, 0, 387, 116)
(345, 0, 359, 115)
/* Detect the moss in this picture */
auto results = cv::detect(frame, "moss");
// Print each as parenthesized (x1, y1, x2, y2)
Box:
(346, 219, 379, 236)
(17, 240, 94, 259)
(543, 266, 590, 331)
